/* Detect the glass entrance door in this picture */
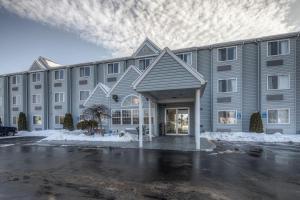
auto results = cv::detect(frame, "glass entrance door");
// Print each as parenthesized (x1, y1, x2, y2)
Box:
(165, 108, 189, 135)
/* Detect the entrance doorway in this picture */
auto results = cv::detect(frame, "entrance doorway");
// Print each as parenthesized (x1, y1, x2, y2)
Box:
(165, 108, 189, 135)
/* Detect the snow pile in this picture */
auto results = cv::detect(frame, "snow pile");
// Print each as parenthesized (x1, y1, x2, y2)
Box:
(17, 130, 59, 137)
(201, 132, 300, 143)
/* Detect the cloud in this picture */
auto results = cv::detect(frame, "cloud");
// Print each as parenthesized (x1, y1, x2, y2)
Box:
(0, 0, 296, 56)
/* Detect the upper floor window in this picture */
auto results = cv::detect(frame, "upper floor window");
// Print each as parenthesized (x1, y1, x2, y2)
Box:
(267, 75, 290, 90)
(177, 53, 192, 65)
(32, 94, 41, 104)
(79, 90, 90, 101)
(122, 95, 139, 107)
(108, 63, 119, 74)
(218, 47, 236, 61)
(54, 69, 64, 80)
(80, 67, 90, 77)
(268, 40, 289, 56)
(12, 95, 21, 105)
(218, 110, 237, 125)
(54, 92, 64, 103)
(11, 75, 21, 85)
(32, 73, 41, 83)
(218, 78, 237, 93)
(268, 108, 289, 124)
(139, 58, 152, 70)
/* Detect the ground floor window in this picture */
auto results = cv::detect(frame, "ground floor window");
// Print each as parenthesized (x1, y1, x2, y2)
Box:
(33, 115, 42, 125)
(12, 116, 18, 125)
(218, 110, 237, 124)
(112, 110, 121, 125)
(111, 109, 152, 125)
(268, 109, 289, 124)
(55, 116, 64, 125)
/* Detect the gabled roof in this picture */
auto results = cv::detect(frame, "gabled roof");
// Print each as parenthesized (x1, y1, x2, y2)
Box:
(133, 47, 206, 89)
(83, 83, 110, 107)
(132, 38, 161, 58)
(28, 56, 61, 71)
(107, 65, 142, 97)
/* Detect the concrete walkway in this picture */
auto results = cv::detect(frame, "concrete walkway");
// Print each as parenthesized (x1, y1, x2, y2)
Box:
(39, 136, 216, 151)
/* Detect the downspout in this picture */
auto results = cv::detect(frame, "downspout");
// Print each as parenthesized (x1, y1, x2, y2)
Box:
(295, 33, 300, 133)
(241, 42, 244, 131)
(210, 46, 213, 131)
(255, 39, 261, 112)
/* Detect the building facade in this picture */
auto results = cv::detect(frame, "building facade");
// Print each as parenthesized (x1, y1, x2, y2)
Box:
(1, 32, 300, 136)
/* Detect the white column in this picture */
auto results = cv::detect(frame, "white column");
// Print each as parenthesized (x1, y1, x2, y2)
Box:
(195, 88, 201, 150)
(138, 94, 144, 148)
(148, 99, 152, 141)
(154, 103, 158, 136)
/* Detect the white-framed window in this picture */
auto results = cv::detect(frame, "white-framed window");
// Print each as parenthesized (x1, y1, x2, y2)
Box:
(32, 94, 41, 104)
(177, 52, 192, 65)
(79, 90, 90, 101)
(55, 115, 65, 125)
(54, 69, 64, 80)
(12, 116, 18, 125)
(33, 115, 42, 125)
(218, 110, 237, 125)
(144, 109, 152, 124)
(0, 97, 3, 106)
(12, 95, 21, 105)
(218, 46, 237, 62)
(122, 110, 132, 125)
(268, 108, 290, 124)
(138, 58, 152, 70)
(267, 74, 290, 90)
(121, 95, 139, 107)
(218, 78, 237, 93)
(11, 75, 21, 85)
(79, 66, 90, 77)
(54, 92, 64, 103)
(107, 63, 119, 74)
(132, 109, 139, 124)
(112, 110, 121, 125)
(32, 72, 41, 82)
(267, 40, 290, 56)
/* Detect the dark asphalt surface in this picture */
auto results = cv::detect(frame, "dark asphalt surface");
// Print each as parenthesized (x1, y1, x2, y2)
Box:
(0, 137, 300, 200)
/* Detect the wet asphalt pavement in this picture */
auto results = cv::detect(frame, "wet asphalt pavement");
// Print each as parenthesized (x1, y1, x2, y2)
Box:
(0, 137, 300, 200)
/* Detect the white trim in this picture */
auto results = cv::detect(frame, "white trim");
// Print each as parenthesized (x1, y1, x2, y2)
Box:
(217, 110, 238, 125)
(32, 115, 43, 126)
(267, 108, 290, 125)
(53, 69, 64, 81)
(12, 95, 21, 106)
(176, 52, 193, 66)
(217, 78, 238, 93)
(110, 108, 153, 126)
(133, 48, 206, 89)
(54, 92, 65, 103)
(266, 73, 290, 90)
(217, 46, 237, 62)
(121, 94, 139, 107)
(79, 66, 91, 78)
(54, 115, 65, 125)
(138, 57, 152, 70)
(32, 72, 41, 83)
(165, 107, 190, 135)
(83, 83, 110, 107)
(108, 65, 142, 97)
(157, 98, 194, 104)
(107, 62, 120, 75)
(267, 39, 290, 57)
(31, 94, 41, 105)
(132, 38, 161, 58)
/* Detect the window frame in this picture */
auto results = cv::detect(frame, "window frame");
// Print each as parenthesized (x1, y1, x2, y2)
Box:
(111, 109, 121, 125)
(267, 74, 290, 90)
(121, 94, 139, 107)
(267, 39, 290, 57)
(217, 78, 238, 93)
(54, 92, 65, 103)
(32, 94, 41, 105)
(11, 75, 21, 85)
(32, 72, 41, 83)
(217, 110, 238, 125)
(267, 108, 290, 125)
(79, 90, 90, 101)
(32, 115, 42, 125)
(12, 116, 18, 125)
(54, 69, 64, 81)
(176, 52, 192, 66)
(79, 66, 91, 78)
(217, 46, 237, 62)
(138, 58, 152, 70)
(107, 62, 120, 75)
(12, 95, 21, 106)
(54, 115, 65, 125)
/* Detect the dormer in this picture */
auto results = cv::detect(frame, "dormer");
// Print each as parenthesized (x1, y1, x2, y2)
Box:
(28, 56, 61, 71)
(132, 38, 161, 58)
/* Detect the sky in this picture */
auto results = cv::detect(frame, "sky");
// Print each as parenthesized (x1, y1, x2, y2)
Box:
(1, 0, 300, 74)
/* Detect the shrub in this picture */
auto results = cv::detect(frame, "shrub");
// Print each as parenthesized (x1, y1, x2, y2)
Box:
(63, 113, 74, 131)
(18, 112, 27, 131)
(77, 120, 98, 134)
(249, 112, 264, 133)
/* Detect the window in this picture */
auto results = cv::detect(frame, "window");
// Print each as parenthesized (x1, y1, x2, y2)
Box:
(218, 78, 237, 93)
(218, 47, 236, 61)
(12, 116, 18, 125)
(132, 109, 139, 124)
(32, 73, 41, 82)
(54, 92, 64, 103)
(218, 111, 237, 124)
(54, 69, 64, 80)
(268, 40, 289, 56)
(12, 75, 20, 85)
(12, 95, 21, 105)
(55, 116, 64, 125)
(107, 63, 119, 74)
(112, 110, 121, 124)
(177, 53, 192, 65)
(138, 58, 152, 70)
(144, 109, 150, 124)
(79, 67, 90, 77)
(268, 109, 289, 124)
(32, 94, 41, 104)
(267, 75, 289, 90)
(79, 91, 90, 101)
(122, 95, 139, 107)
(33, 116, 42, 125)
(122, 110, 132, 124)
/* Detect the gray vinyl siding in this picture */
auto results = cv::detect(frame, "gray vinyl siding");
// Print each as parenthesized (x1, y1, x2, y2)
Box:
(212, 45, 243, 132)
(296, 38, 300, 134)
(261, 38, 296, 134)
(242, 43, 258, 131)
(197, 49, 212, 132)
(136, 53, 201, 92)
(0, 78, 5, 124)
(135, 45, 156, 57)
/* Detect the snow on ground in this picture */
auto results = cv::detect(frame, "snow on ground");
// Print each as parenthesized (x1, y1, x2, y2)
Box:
(201, 132, 300, 143)
(17, 130, 138, 142)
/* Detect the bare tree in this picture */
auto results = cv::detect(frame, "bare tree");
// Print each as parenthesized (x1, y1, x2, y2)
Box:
(82, 104, 110, 134)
